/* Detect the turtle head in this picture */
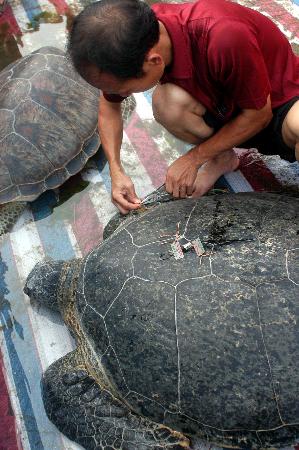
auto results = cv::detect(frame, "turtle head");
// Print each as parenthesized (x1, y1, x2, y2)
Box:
(24, 260, 64, 312)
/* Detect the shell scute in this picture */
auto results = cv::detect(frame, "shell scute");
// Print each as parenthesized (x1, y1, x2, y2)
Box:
(11, 53, 47, 79)
(257, 279, 299, 423)
(125, 200, 197, 247)
(212, 241, 288, 286)
(78, 230, 136, 318)
(0, 110, 13, 137)
(0, 69, 12, 87)
(14, 100, 78, 166)
(44, 168, 68, 190)
(287, 249, 299, 284)
(30, 70, 99, 141)
(105, 277, 178, 410)
(0, 79, 30, 110)
(0, 133, 53, 184)
(81, 305, 109, 357)
(133, 241, 210, 285)
(177, 276, 278, 429)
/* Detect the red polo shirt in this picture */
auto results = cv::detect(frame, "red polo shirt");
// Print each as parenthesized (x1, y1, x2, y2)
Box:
(104, 0, 299, 122)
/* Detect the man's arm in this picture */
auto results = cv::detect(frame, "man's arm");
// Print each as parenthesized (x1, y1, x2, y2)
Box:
(165, 96, 273, 197)
(98, 93, 141, 213)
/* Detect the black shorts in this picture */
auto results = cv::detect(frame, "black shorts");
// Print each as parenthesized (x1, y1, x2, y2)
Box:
(203, 96, 298, 162)
(241, 96, 298, 162)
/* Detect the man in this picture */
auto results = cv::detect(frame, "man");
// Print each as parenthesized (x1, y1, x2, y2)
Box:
(68, 0, 299, 214)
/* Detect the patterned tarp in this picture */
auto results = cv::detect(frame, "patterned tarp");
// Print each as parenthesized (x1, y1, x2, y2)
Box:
(0, 0, 298, 449)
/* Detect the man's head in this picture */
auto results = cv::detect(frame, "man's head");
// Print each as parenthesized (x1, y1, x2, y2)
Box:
(68, 0, 166, 94)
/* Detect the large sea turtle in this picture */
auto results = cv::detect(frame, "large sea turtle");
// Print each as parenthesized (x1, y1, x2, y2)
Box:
(24, 191, 299, 450)
(0, 46, 135, 235)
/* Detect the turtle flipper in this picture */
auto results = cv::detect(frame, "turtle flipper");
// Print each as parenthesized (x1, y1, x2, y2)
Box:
(42, 351, 190, 449)
(0, 202, 26, 236)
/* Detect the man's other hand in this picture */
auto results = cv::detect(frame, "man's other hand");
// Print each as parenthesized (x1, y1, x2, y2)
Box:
(111, 171, 141, 214)
(165, 150, 199, 198)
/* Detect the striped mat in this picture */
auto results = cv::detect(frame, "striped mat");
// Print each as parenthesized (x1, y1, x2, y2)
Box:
(0, 0, 298, 449)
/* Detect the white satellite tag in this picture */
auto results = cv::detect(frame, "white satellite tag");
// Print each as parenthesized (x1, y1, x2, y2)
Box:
(192, 238, 205, 257)
(171, 241, 184, 260)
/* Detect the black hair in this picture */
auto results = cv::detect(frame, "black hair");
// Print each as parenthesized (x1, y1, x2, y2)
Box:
(67, 0, 160, 80)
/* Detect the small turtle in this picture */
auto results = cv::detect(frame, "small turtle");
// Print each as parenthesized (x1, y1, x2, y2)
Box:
(0, 46, 135, 235)
(24, 191, 299, 450)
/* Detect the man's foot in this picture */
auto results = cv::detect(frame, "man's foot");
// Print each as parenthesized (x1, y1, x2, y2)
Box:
(192, 149, 239, 198)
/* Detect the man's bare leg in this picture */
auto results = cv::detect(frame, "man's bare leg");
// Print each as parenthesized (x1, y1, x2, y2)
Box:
(192, 150, 239, 197)
(152, 83, 239, 197)
(281, 99, 299, 162)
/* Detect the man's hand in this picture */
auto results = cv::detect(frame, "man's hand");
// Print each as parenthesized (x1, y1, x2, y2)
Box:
(111, 170, 141, 214)
(165, 149, 200, 198)
(166, 96, 273, 199)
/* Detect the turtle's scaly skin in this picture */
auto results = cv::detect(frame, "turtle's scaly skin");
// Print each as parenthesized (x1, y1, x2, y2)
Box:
(0, 202, 26, 235)
(25, 192, 299, 449)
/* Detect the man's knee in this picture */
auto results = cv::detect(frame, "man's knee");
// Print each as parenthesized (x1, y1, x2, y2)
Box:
(152, 83, 214, 143)
(152, 83, 184, 126)
(282, 99, 299, 156)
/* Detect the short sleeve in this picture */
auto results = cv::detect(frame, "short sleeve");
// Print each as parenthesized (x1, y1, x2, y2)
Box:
(207, 20, 271, 110)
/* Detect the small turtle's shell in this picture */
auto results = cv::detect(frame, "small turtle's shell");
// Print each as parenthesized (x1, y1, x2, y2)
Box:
(1, 47, 108, 202)
(74, 192, 299, 448)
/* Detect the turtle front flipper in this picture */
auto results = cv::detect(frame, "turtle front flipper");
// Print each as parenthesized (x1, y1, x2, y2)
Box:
(43, 351, 190, 450)
(0, 202, 26, 236)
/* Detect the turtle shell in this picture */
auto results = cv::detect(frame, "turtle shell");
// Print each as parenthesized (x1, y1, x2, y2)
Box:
(0, 47, 134, 203)
(74, 192, 299, 448)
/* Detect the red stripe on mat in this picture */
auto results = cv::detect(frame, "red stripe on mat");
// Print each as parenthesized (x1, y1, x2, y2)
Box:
(0, 350, 21, 450)
(238, 150, 282, 191)
(72, 193, 103, 256)
(125, 112, 168, 187)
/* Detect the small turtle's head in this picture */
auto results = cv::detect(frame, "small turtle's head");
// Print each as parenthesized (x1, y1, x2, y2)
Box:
(24, 260, 64, 312)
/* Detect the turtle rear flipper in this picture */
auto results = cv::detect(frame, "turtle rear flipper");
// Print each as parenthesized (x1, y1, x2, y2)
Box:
(42, 351, 190, 450)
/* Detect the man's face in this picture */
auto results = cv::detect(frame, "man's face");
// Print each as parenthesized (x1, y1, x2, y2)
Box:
(84, 57, 165, 97)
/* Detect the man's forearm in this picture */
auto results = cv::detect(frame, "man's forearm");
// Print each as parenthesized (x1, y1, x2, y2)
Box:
(98, 94, 123, 174)
(190, 108, 272, 167)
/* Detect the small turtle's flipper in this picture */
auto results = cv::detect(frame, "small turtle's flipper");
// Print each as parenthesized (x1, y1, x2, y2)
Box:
(43, 351, 190, 450)
(0, 202, 26, 236)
